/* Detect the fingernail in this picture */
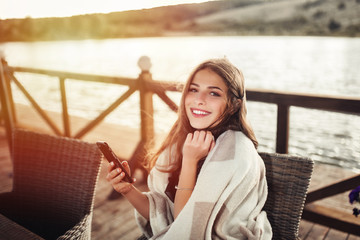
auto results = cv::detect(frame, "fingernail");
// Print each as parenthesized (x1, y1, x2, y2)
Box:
(133, 178, 137, 183)
(110, 162, 114, 166)
(116, 168, 120, 173)
(120, 172, 125, 176)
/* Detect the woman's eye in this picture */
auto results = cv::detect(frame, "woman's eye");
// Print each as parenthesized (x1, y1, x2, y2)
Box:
(210, 92, 220, 97)
(189, 88, 197, 93)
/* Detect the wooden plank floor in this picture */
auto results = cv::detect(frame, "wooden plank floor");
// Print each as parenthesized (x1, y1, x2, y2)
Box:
(1, 105, 360, 239)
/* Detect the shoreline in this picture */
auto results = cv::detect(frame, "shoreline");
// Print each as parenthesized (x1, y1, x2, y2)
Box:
(1, 0, 359, 42)
(1, 33, 359, 44)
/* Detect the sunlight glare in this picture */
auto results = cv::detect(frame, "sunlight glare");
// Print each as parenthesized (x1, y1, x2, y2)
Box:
(0, 0, 213, 19)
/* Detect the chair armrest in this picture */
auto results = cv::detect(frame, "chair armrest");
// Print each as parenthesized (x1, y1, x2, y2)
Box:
(0, 213, 44, 240)
(57, 213, 93, 240)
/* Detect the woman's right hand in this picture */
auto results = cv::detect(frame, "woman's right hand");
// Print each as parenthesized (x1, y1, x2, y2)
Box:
(106, 161, 135, 195)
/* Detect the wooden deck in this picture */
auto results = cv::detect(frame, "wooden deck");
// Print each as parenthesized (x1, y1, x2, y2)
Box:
(1, 106, 359, 239)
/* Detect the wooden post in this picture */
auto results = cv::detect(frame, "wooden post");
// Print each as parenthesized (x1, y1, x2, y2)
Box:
(123, 56, 155, 183)
(59, 77, 70, 137)
(0, 56, 14, 149)
(138, 56, 154, 146)
(276, 104, 289, 153)
(2, 61, 16, 124)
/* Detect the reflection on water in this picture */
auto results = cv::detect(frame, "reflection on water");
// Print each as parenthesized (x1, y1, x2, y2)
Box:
(1, 36, 359, 169)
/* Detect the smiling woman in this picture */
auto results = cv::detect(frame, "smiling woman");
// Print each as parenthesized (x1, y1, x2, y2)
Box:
(0, 0, 212, 19)
(105, 58, 272, 239)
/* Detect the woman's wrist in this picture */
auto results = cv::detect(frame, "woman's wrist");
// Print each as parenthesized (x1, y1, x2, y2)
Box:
(180, 163, 197, 181)
(181, 157, 198, 171)
(178, 163, 197, 190)
(120, 184, 134, 195)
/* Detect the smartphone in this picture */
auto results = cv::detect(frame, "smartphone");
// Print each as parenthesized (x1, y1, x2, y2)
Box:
(96, 141, 134, 183)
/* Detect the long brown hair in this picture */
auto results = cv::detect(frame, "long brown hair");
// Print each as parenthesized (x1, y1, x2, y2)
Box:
(145, 58, 258, 172)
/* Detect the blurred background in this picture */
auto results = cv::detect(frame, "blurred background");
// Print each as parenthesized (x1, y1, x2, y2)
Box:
(0, 0, 359, 170)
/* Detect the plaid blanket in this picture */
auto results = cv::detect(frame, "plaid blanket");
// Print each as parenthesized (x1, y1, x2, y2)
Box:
(136, 130, 272, 239)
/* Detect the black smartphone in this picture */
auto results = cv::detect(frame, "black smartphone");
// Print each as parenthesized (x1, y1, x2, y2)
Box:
(96, 141, 134, 183)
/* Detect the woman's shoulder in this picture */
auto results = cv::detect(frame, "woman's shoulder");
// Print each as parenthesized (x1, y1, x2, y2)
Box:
(218, 130, 255, 150)
(217, 130, 261, 164)
(153, 145, 177, 169)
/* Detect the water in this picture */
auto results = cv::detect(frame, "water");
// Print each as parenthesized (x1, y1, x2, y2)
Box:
(1, 36, 359, 169)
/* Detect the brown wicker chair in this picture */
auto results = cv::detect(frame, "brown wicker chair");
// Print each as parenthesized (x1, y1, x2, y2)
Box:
(259, 152, 314, 240)
(0, 129, 102, 240)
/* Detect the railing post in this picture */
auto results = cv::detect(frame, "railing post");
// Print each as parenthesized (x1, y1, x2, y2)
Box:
(59, 77, 70, 137)
(276, 104, 289, 153)
(138, 56, 154, 146)
(3, 62, 16, 125)
(0, 56, 15, 150)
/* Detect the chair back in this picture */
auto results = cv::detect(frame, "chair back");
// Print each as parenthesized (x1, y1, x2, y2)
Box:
(5, 129, 102, 239)
(260, 152, 313, 240)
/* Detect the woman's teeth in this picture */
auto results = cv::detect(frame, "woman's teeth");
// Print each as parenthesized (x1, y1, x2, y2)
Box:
(192, 109, 208, 115)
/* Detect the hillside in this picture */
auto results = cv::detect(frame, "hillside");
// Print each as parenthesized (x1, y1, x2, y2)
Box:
(0, 0, 359, 42)
(181, 0, 360, 36)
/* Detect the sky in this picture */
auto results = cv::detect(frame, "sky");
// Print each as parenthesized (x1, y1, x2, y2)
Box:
(0, 0, 212, 20)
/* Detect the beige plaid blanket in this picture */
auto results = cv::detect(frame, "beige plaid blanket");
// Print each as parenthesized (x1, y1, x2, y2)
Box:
(136, 130, 272, 239)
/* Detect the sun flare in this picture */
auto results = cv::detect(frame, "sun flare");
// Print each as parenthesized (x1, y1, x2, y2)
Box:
(0, 0, 212, 19)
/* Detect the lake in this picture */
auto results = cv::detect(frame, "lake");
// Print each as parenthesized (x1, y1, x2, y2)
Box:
(1, 36, 359, 169)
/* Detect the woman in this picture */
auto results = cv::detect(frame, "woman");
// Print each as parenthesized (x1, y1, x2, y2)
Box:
(107, 58, 272, 239)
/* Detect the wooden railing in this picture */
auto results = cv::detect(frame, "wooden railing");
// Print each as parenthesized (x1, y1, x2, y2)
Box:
(1, 56, 360, 234)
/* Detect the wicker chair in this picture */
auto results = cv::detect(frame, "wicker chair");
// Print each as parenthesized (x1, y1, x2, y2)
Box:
(0, 129, 102, 240)
(259, 152, 314, 240)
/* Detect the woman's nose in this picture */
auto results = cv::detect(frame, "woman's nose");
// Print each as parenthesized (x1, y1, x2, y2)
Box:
(194, 93, 206, 105)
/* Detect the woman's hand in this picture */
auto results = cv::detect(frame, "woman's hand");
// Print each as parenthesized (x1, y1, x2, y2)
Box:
(106, 161, 150, 220)
(182, 130, 215, 168)
(106, 161, 135, 195)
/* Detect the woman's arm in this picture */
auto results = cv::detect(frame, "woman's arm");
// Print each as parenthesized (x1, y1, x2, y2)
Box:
(174, 131, 215, 218)
(122, 185, 150, 220)
(173, 160, 197, 219)
(106, 161, 150, 220)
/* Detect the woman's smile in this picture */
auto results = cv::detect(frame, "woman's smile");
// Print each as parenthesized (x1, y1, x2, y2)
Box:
(190, 108, 211, 117)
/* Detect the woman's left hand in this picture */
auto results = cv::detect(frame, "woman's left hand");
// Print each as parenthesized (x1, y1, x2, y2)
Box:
(182, 130, 215, 168)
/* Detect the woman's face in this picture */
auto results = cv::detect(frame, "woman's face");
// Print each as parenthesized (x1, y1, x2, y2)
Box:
(185, 68, 228, 130)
